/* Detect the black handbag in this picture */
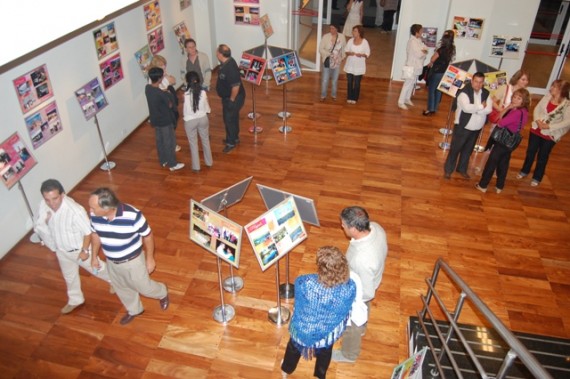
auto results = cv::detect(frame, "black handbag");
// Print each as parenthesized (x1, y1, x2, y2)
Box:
(323, 34, 338, 69)
(490, 110, 524, 151)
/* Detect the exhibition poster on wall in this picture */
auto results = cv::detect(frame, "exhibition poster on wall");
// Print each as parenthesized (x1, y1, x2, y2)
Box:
(179, 0, 191, 10)
(421, 27, 438, 48)
(173, 21, 191, 51)
(484, 71, 507, 97)
(234, 5, 260, 25)
(260, 14, 274, 39)
(269, 51, 302, 85)
(437, 65, 471, 97)
(93, 22, 119, 60)
(24, 101, 62, 149)
(144, 0, 162, 31)
(490, 35, 523, 59)
(75, 78, 109, 121)
(245, 196, 307, 272)
(239, 53, 267, 86)
(99, 53, 124, 90)
(390, 347, 427, 379)
(148, 27, 165, 54)
(134, 45, 154, 78)
(13, 64, 54, 114)
(190, 200, 243, 268)
(0, 132, 37, 190)
(453, 16, 484, 40)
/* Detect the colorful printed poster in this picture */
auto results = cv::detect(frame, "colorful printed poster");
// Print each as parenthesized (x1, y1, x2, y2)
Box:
(390, 347, 427, 379)
(190, 200, 243, 268)
(75, 78, 108, 121)
(13, 64, 54, 114)
(0, 133, 37, 189)
(490, 35, 523, 59)
(260, 14, 273, 38)
(484, 71, 508, 97)
(269, 51, 302, 86)
(179, 0, 191, 10)
(173, 21, 191, 51)
(147, 27, 165, 54)
(421, 27, 438, 48)
(144, 1, 162, 31)
(24, 101, 62, 149)
(99, 53, 123, 90)
(437, 65, 471, 97)
(245, 197, 307, 272)
(93, 22, 119, 60)
(453, 16, 484, 40)
(134, 45, 153, 79)
(239, 53, 267, 86)
(235, 5, 260, 25)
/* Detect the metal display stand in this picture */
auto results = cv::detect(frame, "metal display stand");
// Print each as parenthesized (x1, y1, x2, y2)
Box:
(94, 114, 115, 171)
(213, 257, 235, 324)
(278, 84, 292, 133)
(262, 38, 272, 81)
(438, 106, 455, 150)
(268, 260, 290, 325)
(218, 197, 244, 293)
(279, 254, 294, 299)
(248, 84, 263, 135)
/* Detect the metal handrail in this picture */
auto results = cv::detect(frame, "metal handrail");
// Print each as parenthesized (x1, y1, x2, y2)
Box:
(418, 258, 553, 379)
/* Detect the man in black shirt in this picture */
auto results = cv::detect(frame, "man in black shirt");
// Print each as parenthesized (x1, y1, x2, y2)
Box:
(216, 44, 245, 154)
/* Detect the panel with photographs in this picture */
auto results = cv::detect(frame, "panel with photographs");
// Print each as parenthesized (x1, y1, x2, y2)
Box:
(0, 133, 37, 189)
(144, 0, 162, 31)
(269, 51, 302, 86)
(147, 27, 165, 54)
(239, 53, 267, 86)
(421, 27, 438, 48)
(190, 200, 243, 268)
(173, 21, 191, 51)
(134, 45, 154, 79)
(75, 78, 109, 121)
(260, 14, 273, 39)
(24, 101, 62, 149)
(490, 35, 523, 60)
(484, 71, 508, 98)
(437, 65, 471, 97)
(93, 22, 119, 60)
(179, 0, 191, 10)
(234, 5, 260, 26)
(99, 53, 124, 90)
(245, 196, 307, 272)
(13, 64, 54, 114)
(453, 16, 484, 40)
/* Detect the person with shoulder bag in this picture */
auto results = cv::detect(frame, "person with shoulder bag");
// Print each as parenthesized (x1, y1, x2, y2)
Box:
(319, 24, 346, 102)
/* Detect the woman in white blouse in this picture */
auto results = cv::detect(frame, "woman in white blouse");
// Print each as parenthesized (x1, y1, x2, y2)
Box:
(344, 25, 370, 104)
(398, 24, 427, 110)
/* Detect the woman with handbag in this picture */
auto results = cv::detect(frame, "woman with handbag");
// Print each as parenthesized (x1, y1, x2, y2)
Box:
(319, 24, 346, 102)
(398, 24, 427, 110)
(488, 70, 530, 124)
(517, 79, 570, 186)
(344, 25, 370, 104)
(423, 30, 455, 116)
(475, 88, 530, 194)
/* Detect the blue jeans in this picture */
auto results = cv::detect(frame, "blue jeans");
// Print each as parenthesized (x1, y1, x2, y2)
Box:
(427, 72, 444, 112)
(321, 65, 340, 99)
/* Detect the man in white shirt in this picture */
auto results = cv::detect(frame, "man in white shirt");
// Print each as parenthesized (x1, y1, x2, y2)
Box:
(444, 72, 493, 179)
(34, 179, 112, 314)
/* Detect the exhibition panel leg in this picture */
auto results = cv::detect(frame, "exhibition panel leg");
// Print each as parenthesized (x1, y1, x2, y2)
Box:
(278, 84, 292, 134)
(248, 84, 263, 134)
(268, 260, 290, 326)
(94, 114, 116, 171)
(213, 257, 235, 324)
(438, 106, 454, 151)
(279, 254, 294, 299)
(223, 264, 244, 293)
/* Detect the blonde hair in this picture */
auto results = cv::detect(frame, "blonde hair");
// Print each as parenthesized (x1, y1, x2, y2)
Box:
(149, 55, 167, 69)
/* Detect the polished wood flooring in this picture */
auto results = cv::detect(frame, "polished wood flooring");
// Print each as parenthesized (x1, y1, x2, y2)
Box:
(2, 72, 570, 378)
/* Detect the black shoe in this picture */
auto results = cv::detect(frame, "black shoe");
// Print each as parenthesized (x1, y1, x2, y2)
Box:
(444, 172, 451, 180)
(458, 172, 471, 179)
(120, 311, 144, 325)
(223, 145, 235, 154)
(159, 293, 169, 311)
(222, 139, 240, 145)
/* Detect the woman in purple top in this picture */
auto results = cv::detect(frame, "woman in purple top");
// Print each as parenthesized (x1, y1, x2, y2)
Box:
(476, 88, 531, 193)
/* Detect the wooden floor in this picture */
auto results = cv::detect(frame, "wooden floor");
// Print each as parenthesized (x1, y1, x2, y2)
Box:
(2, 72, 570, 379)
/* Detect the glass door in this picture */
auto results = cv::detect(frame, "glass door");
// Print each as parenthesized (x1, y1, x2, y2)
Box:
(524, 0, 570, 94)
(292, 0, 323, 71)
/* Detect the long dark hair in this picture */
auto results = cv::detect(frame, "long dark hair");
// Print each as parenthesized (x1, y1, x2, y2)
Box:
(185, 71, 202, 113)
(439, 35, 456, 62)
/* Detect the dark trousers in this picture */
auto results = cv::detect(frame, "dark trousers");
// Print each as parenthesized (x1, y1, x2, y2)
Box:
(478, 143, 512, 190)
(154, 125, 177, 167)
(381, 10, 396, 31)
(347, 74, 363, 101)
(520, 132, 556, 183)
(221, 94, 245, 146)
(281, 339, 333, 379)
(427, 72, 444, 112)
(444, 125, 480, 175)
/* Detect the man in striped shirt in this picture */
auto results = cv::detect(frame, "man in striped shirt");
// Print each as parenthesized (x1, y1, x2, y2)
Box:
(34, 179, 112, 315)
(89, 187, 169, 325)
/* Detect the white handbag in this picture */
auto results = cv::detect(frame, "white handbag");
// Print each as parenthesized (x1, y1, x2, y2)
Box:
(402, 65, 415, 80)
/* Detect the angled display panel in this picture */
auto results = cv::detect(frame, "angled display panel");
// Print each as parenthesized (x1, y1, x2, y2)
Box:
(201, 176, 253, 212)
(256, 184, 320, 227)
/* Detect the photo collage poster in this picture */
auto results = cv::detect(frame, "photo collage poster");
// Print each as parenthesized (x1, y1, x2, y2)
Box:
(190, 200, 243, 268)
(179, 0, 191, 11)
(245, 196, 307, 272)
(453, 16, 484, 40)
(234, 0, 260, 26)
(134, 45, 154, 79)
(269, 51, 302, 86)
(239, 53, 267, 86)
(0, 133, 37, 189)
(437, 65, 471, 97)
(484, 71, 508, 98)
(490, 35, 523, 59)
(99, 53, 124, 90)
(260, 14, 274, 39)
(24, 102, 62, 149)
(390, 347, 427, 379)
(93, 22, 119, 60)
(173, 21, 191, 51)
(145, 0, 164, 54)
(74, 78, 109, 121)
(421, 27, 438, 48)
(13, 64, 54, 114)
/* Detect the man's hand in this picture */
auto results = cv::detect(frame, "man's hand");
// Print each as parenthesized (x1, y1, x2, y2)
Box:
(146, 255, 156, 274)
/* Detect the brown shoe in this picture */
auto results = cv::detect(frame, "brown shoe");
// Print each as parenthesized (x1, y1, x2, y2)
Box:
(119, 311, 144, 325)
(159, 293, 169, 311)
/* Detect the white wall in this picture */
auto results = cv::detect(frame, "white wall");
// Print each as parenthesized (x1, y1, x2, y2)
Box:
(0, 2, 196, 257)
(393, 0, 540, 83)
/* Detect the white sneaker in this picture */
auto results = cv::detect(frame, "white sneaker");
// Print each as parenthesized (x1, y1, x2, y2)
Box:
(169, 163, 185, 171)
(405, 100, 415, 106)
(398, 103, 408, 110)
(175, 145, 182, 152)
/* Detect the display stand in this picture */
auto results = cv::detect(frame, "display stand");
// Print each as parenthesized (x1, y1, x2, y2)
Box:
(473, 129, 486, 153)
(278, 84, 292, 133)
(219, 197, 244, 293)
(262, 38, 272, 82)
(279, 253, 294, 299)
(248, 84, 263, 134)
(213, 257, 235, 324)
(438, 106, 455, 150)
(94, 114, 115, 171)
(268, 259, 290, 325)
(17, 181, 41, 243)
